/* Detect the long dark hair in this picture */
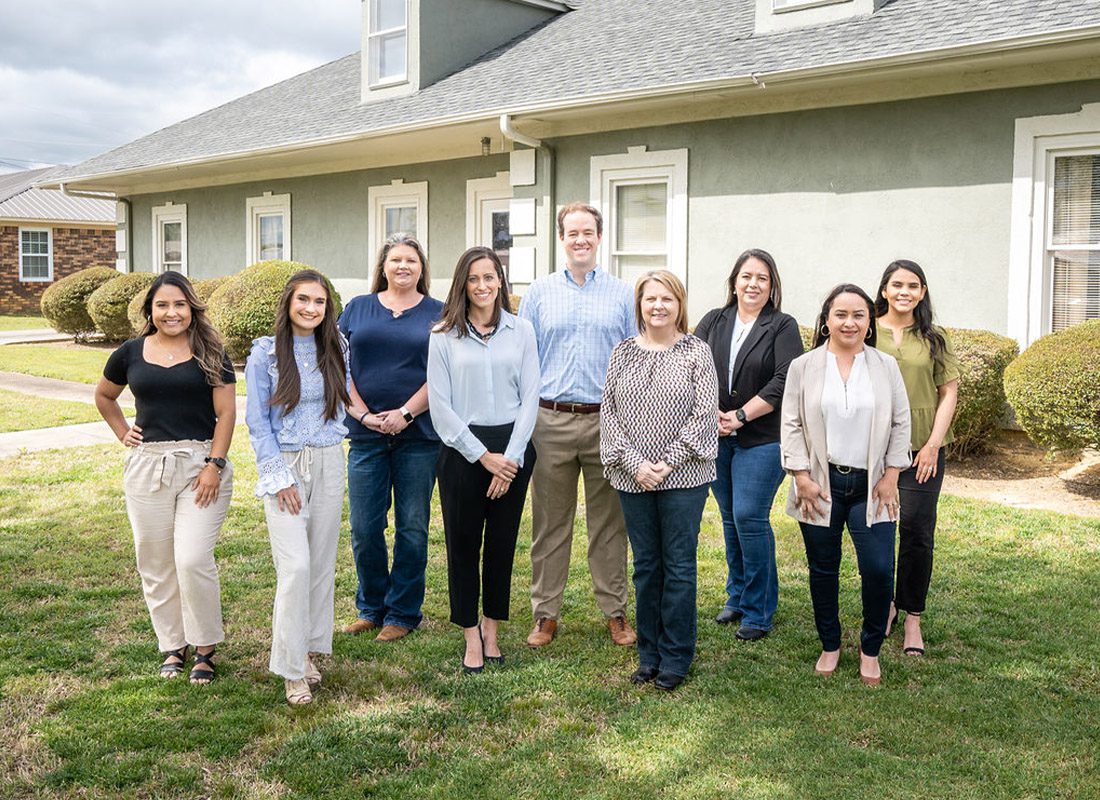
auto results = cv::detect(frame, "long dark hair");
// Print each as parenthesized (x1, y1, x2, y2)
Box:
(269, 270, 350, 421)
(812, 284, 877, 349)
(371, 234, 430, 294)
(139, 271, 227, 387)
(436, 247, 512, 338)
(725, 248, 783, 311)
(874, 259, 946, 365)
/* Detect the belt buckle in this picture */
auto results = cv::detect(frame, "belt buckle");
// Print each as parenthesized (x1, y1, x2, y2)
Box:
(835, 464, 851, 474)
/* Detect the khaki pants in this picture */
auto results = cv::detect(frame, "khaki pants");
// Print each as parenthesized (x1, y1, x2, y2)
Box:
(123, 440, 232, 652)
(264, 445, 345, 680)
(529, 407, 629, 619)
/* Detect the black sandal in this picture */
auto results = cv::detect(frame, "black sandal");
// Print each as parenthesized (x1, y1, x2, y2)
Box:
(159, 646, 189, 678)
(189, 648, 216, 684)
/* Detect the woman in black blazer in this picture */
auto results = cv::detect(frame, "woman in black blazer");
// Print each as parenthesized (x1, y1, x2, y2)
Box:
(694, 248, 804, 640)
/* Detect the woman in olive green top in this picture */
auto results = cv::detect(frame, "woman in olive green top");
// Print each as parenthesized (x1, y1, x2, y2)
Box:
(875, 260, 960, 657)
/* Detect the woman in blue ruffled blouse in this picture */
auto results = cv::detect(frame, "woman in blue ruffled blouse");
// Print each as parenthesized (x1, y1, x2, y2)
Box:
(245, 269, 351, 706)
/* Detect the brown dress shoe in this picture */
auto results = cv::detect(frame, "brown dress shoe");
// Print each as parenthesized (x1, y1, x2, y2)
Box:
(526, 617, 558, 647)
(343, 619, 379, 635)
(375, 624, 412, 642)
(608, 616, 637, 646)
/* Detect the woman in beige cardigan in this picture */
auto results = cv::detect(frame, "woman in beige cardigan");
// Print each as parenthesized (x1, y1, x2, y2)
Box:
(780, 284, 910, 686)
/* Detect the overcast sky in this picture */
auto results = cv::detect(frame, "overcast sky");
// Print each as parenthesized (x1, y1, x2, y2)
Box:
(0, 0, 361, 173)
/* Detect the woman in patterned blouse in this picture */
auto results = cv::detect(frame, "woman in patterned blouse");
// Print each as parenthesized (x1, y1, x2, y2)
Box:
(600, 269, 719, 691)
(245, 269, 351, 705)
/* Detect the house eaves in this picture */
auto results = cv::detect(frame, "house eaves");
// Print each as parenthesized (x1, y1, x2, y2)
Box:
(44, 21, 1100, 196)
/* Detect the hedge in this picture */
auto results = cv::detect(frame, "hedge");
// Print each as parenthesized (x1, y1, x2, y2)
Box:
(207, 261, 342, 361)
(1004, 320, 1100, 452)
(39, 266, 119, 340)
(945, 327, 1018, 458)
(88, 272, 157, 341)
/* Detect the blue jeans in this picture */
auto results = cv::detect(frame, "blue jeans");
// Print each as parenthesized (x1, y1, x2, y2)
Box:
(798, 465, 895, 657)
(712, 437, 785, 630)
(618, 485, 708, 678)
(347, 436, 440, 629)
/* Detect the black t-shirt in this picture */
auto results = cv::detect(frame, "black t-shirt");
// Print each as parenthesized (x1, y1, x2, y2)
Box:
(103, 337, 236, 442)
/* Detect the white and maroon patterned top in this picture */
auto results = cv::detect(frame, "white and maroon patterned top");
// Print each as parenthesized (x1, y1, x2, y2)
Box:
(600, 334, 719, 493)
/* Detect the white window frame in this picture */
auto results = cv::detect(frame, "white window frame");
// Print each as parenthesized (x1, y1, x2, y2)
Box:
(151, 202, 187, 275)
(589, 146, 689, 282)
(18, 227, 53, 282)
(465, 171, 512, 249)
(246, 192, 291, 264)
(368, 179, 428, 259)
(367, 0, 408, 88)
(772, 0, 847, 11)
(1008, 103, 1100, 345)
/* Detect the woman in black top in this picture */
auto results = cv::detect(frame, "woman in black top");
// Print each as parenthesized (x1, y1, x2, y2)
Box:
(95, 271, 237, 683)
(694, 249, 804, 641)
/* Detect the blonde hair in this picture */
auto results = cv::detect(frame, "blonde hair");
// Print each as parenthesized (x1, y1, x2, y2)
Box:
(634, 270, 688, 334)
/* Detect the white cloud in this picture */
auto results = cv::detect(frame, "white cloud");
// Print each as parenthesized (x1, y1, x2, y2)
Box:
(0, 0, 360, 167)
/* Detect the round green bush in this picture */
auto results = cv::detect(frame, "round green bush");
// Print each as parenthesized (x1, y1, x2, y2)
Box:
(40, 266, 119, 340)
(88, 272, 157, 341)
(1004, 320, 1100, 452)
(207, 260, 343, 361)
(945, 327, 1018, 458)
(193, 276, 230, 304)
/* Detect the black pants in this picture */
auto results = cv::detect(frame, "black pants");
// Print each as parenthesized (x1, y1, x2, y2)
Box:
(437, 423, 536, 628)
(894, 449, 946, 614)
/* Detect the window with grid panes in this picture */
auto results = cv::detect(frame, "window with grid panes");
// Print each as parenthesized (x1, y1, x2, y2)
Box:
(19, 229, 51, 281)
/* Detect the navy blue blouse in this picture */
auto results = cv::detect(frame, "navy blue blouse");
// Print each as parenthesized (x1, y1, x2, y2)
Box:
(338, 293, 443, 441)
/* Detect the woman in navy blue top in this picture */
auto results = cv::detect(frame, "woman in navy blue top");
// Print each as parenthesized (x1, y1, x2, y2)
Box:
(338, 234, 444, 641)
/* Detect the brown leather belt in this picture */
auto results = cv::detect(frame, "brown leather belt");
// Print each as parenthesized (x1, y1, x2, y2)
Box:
(539, 399, 601, 414)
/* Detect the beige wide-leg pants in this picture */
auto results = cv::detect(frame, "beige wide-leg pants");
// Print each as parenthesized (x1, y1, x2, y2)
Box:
(123, 440, 232, 652)
(264, 444, 345, 680)
(529, 407, 629, 620)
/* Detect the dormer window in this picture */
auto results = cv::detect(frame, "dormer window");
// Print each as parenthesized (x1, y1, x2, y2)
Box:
(368, 0, 407, 87)
(756, 0, 883, 34)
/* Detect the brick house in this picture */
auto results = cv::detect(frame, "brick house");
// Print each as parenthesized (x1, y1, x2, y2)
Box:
(0, 168, 116, 314)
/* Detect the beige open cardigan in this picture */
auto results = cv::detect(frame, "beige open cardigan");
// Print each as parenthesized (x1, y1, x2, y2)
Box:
(780, 345, 911, 527)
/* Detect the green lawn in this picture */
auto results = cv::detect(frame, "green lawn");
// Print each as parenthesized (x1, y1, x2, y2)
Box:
(0, 343, 247, 394)
(0, 314, 49, 331)
(0, 388, 133, 432)
(1, 432, 1097, 799)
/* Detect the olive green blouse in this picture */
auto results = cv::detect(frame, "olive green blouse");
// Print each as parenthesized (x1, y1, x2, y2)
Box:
(875, 322, 961, 451)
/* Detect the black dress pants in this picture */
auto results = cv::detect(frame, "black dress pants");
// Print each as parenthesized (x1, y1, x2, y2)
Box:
(437, 423, 536, 628)
(894, 449, 946, 614)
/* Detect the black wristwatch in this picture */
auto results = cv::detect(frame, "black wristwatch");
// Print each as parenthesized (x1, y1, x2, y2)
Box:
(734, 409, 748, 424)
(204, 456, 227, 470)
(400, 405, 415, 423)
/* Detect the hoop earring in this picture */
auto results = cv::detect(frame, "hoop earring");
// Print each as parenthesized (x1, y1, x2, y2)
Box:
(819, 324, 829, 338)
(865, 327, 873, 340)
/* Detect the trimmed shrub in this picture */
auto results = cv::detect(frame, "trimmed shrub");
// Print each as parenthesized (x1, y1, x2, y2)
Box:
(40, 266, 119, 340)
(88, 272, 157, 341)
(945, 327, 1018, 458)
(194, 276, 230, 303)
(208, 260, 343, 361)
(799, 325, 815, 351)
(1004, 320, 1100, 452)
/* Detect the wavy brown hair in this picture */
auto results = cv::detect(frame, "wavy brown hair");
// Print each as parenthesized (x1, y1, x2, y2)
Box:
(139, 271, 227, 387)
(874, 259, 947, 366)
(269, 270, 350, 420)
(370, 234, 430, 295)
(436, 247, 511, 338)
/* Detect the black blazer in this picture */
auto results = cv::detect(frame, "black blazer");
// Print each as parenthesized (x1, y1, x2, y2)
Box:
(694, 303, 804, 448)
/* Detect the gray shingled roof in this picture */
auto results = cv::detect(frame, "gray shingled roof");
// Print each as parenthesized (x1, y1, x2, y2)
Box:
(60, 0, 1100, 181)
(0, 167, 115, 223)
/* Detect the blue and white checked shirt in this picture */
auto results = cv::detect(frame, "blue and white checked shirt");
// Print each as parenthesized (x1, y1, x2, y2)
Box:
(518, 266, 636, 404)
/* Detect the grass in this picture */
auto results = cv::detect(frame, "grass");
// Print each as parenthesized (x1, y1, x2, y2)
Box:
(0, 342, 247, 394)
(0, 388, 133, 432)
(0, 314, 49, 331)
(1, 431, 1098, 799)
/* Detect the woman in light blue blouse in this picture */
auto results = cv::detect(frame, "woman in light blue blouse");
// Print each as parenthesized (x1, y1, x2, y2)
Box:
(427, 247, 540, 673)
(245, 269, 351, 706)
